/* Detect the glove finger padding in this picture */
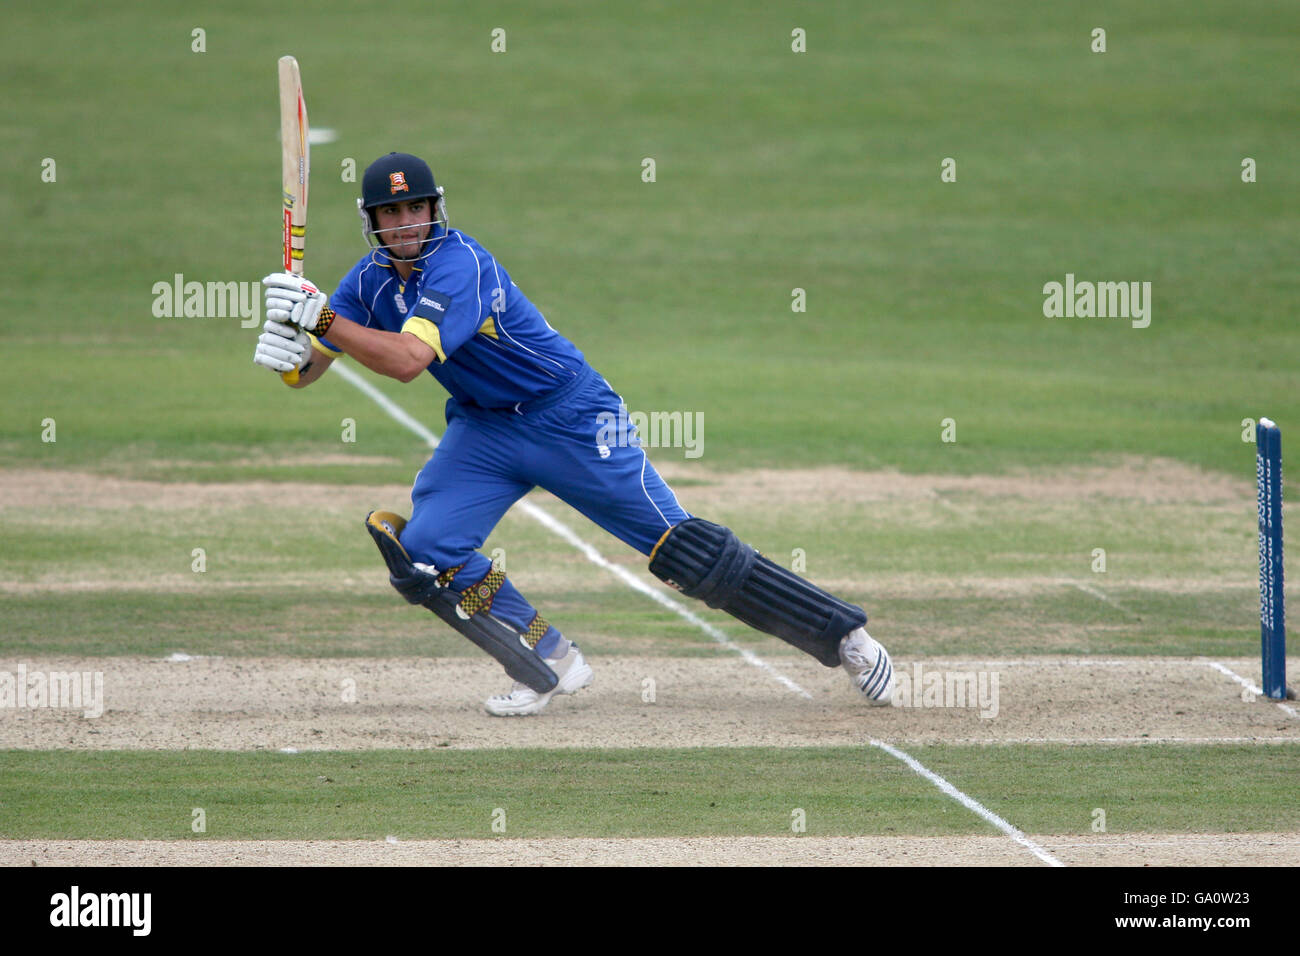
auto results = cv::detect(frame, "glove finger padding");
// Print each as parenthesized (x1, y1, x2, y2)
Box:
(253, 349, 295, 372)
(262, 272, 311, 293)
(263, 318, 302, 339)
(291, 292, 329, 334)
(261, 333, 306, 359)
(263, 273, 329, 333)
(265, 294, 304, 327)
(266, 291, 307, 308)
(255, 329, 308, 372)
(256, 344, 303, 366)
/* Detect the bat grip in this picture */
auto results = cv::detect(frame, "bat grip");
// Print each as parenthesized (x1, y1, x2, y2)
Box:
(281, 234, 304, 384)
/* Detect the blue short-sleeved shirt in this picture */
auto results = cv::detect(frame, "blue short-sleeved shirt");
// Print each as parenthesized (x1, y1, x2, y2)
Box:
(321, 226, 587, 409)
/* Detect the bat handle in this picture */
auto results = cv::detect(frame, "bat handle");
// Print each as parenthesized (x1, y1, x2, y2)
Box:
(280, 243, 304, 385)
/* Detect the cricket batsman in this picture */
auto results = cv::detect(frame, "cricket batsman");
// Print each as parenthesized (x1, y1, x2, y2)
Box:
(254, 152, 895, 715)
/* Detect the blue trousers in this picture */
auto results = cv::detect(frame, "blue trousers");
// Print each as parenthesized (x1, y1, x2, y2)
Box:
(399, 365, 691, 659)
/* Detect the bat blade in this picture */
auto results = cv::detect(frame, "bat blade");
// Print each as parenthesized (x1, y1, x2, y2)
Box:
(278, 55, 310, 383)
(279, 55, 309, 274)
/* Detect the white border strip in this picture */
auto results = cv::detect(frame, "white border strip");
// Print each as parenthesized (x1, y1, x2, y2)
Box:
(1042, 837, 1300, 850)
(871, 739, 1065, 867)
(331, 362, 1059, 865)
(1065, 581, 1130, 614)
(1201, 660, 1298, 719)
(333, 363, 443, 447)
(974, 737, 1300, 744)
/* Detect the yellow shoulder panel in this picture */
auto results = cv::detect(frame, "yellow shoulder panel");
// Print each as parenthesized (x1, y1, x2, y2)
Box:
(401, 316, 447, 363)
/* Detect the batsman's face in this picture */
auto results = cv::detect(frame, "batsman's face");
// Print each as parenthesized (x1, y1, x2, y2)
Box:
(374, 198, 433, 259)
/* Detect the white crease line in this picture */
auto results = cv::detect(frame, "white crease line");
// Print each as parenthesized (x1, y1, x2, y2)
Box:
(335, 361, 1057, 865)
(898, 659, 1180, 668)
(333, 362, 443, 447)
(958, 737, 1300, 745)
(906, 658, 1287, 676)
(1203, 661, 1263, 695)
(1041, 838, 1300, 850)
(1201, 660, 1299, 719)
(1064, 581, 1130, 613)
(871, 739, 1064, 867)
(331, 362, 810, 698)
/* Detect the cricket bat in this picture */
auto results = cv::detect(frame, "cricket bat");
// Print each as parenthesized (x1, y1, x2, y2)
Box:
(278, 55, 309, 384)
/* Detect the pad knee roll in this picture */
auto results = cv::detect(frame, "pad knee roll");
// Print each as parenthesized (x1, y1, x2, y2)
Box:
(648, 518, 865, 667)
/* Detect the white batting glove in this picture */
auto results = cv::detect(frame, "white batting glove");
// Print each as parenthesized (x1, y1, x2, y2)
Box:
(253, 318, 312, 373)
(263, 272, 335, 336)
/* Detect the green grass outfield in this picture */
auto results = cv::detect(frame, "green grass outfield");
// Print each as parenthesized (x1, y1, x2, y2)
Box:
(2, 0, 1297, 478)
(3, 746, 1298, 840)
(1, 0, 1297, 855)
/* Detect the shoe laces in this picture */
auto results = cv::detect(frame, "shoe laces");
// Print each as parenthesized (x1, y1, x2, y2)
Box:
(491, 681, 530, 700)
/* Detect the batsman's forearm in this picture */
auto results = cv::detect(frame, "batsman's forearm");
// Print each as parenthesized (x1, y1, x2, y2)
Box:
(323, 315, 433, 382)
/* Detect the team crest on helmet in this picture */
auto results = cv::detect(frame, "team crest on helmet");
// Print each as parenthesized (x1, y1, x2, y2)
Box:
(389, 172, 409, 194)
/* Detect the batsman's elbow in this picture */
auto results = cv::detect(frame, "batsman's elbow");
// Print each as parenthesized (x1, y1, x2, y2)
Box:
(395, 362, 426, 383)
(396, 330, 439, 382)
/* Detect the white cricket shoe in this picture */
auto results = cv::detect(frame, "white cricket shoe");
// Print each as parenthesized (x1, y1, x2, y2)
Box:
(484, 643, 594, 717)
(839, 628, 895, 705)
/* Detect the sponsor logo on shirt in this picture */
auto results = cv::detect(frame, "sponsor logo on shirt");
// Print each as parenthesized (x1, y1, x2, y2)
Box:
(412, 290, 453, 324)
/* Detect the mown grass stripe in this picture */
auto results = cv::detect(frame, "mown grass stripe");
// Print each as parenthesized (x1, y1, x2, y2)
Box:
(872, 739, 1063, 866)
(2, 745, 1295, 841)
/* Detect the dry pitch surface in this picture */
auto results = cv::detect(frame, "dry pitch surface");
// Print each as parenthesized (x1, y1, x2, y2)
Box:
(2, 462, 1296, 865)
(3, 653, 1296, 866)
